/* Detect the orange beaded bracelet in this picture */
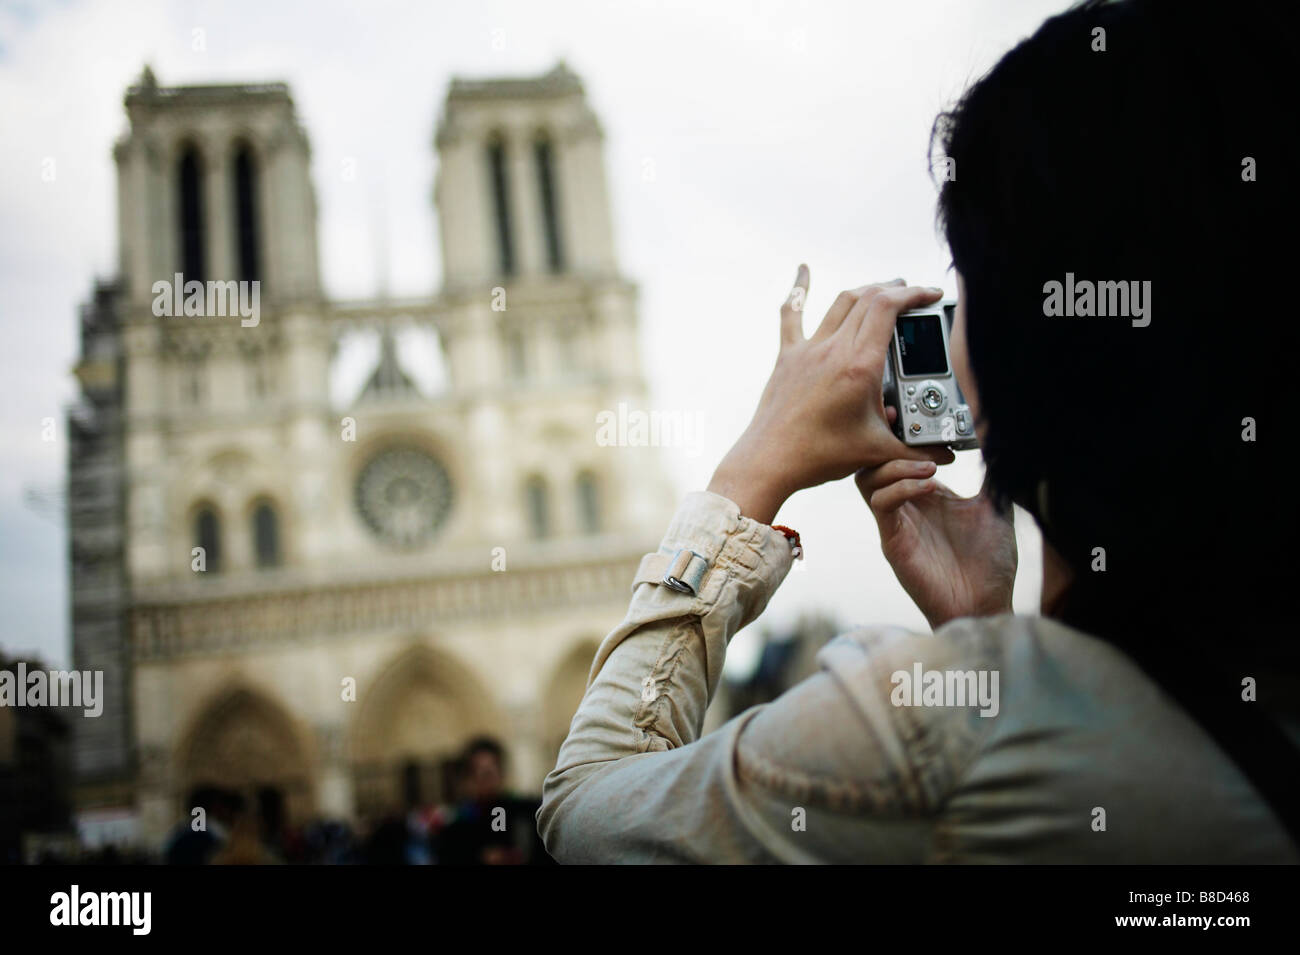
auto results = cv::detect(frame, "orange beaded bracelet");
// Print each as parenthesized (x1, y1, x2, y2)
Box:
(771, 524, 803, 560)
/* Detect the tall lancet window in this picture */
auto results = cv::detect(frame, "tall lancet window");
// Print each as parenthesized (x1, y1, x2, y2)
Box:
(534, 135, 564, 273)
(575, 471, 600, 534)
(525, 475, 550, 539)
(178, 145, 206, 283)
(487, 135, 515, 276)
(233, 143, 261, 283)
(194, 503, 221, 574)
(252, 499, 280, 568)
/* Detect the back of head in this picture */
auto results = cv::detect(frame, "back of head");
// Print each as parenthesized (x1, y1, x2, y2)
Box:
(934, 0, 1298, 683)
(933, 0, 1300, 844)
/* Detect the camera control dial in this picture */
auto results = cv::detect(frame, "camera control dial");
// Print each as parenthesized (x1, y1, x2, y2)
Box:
(916, 381, 948, 416)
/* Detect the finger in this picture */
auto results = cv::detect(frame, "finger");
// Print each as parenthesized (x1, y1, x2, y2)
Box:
(852, 285, 945, 351)
(812, 277, 903, 342)
(913, 444, 957, 465)
(868, 423, 957, 467)
(878, 408, 960, 468)
(832, 278, 907, 343)
(855, 459, 937, 498)
(780, 264, 811, 346)
(869, 477, 939, 515)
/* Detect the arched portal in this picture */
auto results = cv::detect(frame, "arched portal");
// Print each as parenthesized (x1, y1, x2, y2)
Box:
(350, 644, 506, 820)
(175, 686, 314, 834)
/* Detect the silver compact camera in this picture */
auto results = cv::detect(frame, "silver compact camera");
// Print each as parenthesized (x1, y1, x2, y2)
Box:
(881, 299, 978, 450)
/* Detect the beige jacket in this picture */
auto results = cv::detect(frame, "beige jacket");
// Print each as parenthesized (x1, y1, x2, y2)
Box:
(537, 491, 1296, 863)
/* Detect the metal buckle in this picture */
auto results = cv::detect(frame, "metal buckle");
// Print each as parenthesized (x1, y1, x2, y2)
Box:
(660, 548, 707, 596)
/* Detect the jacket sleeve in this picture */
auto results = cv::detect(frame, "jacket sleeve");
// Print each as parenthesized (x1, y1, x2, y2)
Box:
(534, 490, 794, 861)
(536, 488, 949, 863)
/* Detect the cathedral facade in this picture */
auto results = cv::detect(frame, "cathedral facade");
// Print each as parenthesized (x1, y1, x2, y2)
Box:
(67, 63, 675, 847)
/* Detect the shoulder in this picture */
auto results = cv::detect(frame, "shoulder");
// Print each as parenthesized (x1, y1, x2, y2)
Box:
(735, 615, 1115, 815)
(821, 613, 1151, 752)
(732, 617, 1019, 816)
(824, 613, 1132, 696)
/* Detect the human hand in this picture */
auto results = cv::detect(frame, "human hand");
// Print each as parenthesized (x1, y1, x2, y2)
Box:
(707, 265, 953, 524)
(855, 458, 1017, 629)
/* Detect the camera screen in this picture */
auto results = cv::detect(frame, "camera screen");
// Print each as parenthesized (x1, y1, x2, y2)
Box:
(897, 314, 948, 376)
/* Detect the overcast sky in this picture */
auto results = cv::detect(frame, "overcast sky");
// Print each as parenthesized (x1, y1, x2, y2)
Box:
(0, 0, 1065, 670)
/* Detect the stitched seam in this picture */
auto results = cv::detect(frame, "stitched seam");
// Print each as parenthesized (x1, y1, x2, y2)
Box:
(735, 741, 915, 817)
(898, 705, 941, 809)
(917, 622, 1006, 860)
(833, 643, 931, 811)
(923, 625, 1006, 861)
(940, 621, 1004, 794)
(862, 624, 1003, 813)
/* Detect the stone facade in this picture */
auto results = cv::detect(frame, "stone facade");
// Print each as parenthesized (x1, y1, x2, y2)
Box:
(68, 63, 675, 847)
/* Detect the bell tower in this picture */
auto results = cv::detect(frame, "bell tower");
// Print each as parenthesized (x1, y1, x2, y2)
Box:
(115, 65, 321, 306)
(109, 68, 333, 590)
(430, 62, 669, 543)
(434, 61, 619, 290)
(71, 69, 336, 828)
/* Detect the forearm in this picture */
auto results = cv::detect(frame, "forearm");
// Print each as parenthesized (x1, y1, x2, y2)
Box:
(536, 491, 797, 860)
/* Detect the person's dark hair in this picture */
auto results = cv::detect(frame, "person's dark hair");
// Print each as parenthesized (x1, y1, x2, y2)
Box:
(462, 736, 506, 768)
(186, 785, 222, 816)
(186, 784, 243, 811)
(932, 0, 1299, 837)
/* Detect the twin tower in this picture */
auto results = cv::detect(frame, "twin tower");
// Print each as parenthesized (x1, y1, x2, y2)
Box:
(115, 62, 623, 303)
(69, 63, 674, 844)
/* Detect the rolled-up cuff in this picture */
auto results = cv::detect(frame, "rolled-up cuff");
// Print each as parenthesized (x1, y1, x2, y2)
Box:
(634, 491, 794, 601)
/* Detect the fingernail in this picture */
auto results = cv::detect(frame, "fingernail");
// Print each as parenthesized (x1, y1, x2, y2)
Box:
(928, 286, 943, 294)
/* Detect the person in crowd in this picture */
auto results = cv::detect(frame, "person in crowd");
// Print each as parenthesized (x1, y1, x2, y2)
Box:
(162, 786, 243, 864)
(438, 737, 553, 864)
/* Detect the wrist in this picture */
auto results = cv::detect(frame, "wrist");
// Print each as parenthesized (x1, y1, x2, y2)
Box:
(706, 452, 791, 525)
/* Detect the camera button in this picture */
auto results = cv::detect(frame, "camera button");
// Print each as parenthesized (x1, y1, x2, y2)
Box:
(909, 422, 922, 435)
(908, 403, 918, 413)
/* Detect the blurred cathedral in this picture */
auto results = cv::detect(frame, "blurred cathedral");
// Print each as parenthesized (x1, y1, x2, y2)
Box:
(67, 62, 675, 847)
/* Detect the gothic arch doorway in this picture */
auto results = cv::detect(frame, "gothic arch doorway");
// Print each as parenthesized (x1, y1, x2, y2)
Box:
(350, 644, 506, 820)
(176, 686, 315, 837)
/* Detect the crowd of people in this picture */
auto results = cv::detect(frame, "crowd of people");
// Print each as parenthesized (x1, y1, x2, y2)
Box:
(155, 736, 552, 865)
